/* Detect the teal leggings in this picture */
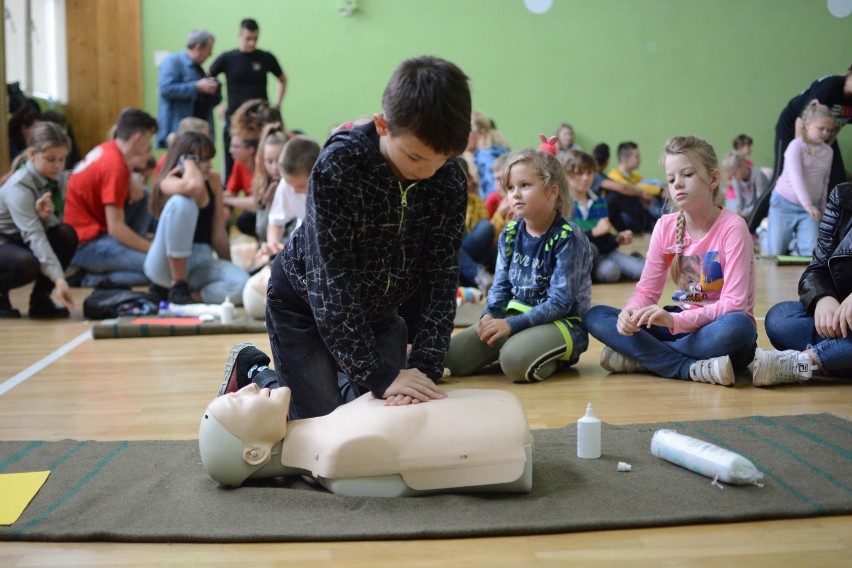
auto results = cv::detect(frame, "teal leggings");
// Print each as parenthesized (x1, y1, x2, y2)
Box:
(444, 319, 587, 383)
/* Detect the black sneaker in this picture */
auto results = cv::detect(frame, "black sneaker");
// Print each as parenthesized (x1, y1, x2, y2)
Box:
(147, 283, 169, 304)
(167, 281, 194, 305)
(218, 342, 272, 396)
(0, 294, 21, 318)
(28, 296, 70, 319)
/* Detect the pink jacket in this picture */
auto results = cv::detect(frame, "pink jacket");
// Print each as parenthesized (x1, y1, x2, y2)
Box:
(625, 208, 755, 334)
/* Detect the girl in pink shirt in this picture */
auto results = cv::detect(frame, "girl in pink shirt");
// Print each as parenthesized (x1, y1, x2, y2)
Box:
(766, 100, 834, 257)
(585, 136, 756, 385)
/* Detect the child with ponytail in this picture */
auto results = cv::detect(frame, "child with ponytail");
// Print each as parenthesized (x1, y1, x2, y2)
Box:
(765, 100, 835, 257)
(584, 136, 756, 385)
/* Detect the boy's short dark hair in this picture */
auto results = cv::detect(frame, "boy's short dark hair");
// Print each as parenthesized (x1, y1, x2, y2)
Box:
(591, 143, 610, 168)
(114, 108, 158, 141)
(381, 55, 471, 156)
(279, 135, 321, 176)
(240, 18, 259, 32)
(616, 141, 638, 162)
(732, 134, 753, 150)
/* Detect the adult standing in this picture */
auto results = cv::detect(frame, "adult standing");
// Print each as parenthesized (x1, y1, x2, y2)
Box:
(156, 29, 221, 149)
(774, 64, 852, 192)
(209, 18, 287, 181)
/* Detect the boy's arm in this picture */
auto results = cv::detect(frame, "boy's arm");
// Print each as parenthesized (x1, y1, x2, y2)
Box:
(104, 205, 150, 252)
(406, 166, 469, 381)
(303, 154, 400, 397)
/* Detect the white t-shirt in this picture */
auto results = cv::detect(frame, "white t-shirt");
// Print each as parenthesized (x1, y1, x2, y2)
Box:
(268, 178, 307, 227)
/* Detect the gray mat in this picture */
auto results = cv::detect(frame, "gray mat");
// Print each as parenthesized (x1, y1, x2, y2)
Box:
(1, 413, 850, 542)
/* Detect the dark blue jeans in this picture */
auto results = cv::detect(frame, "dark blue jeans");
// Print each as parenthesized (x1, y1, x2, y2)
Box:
(765, 300, 852, 377)
(584, 305, 757, 379)
(265, 258, 408, 419)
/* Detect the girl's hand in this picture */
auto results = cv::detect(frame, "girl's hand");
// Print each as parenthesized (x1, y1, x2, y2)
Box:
(616, 230, 633, 245)
(52, 278, 75, 310)
(837, 295, 852, 338)
(616, 308, 641, 336)
(35, 193, 55, 220)
(804, 204, 822, 222)
(814, 295, 840, 339)
(477, 316, 511, 346)
(631, 305, 674, 330)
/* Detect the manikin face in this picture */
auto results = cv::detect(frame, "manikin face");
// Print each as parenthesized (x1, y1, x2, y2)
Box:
(209, 384, 290, 464)
(374, 115, 452, 182)
(284, 172, 310, 194)
(804, 116, 834, 144)
(665, 153, 718, 213)
(30, 146, 69, 180)
(238, 28, 259, 53)
(506, 162, 559, 223)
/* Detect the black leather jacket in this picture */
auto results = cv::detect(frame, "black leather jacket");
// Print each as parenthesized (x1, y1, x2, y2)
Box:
(799, 182, 852, 314)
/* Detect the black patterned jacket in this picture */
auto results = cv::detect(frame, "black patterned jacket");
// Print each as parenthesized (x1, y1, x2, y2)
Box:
(279, 121, 467, 395)
(799, 182, 852, 313)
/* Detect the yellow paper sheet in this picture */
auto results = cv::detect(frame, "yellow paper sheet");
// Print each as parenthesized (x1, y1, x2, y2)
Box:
(0, 471, 51, 525)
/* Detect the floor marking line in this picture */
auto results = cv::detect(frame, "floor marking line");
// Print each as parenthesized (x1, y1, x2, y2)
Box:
(0, 330, 92, 396)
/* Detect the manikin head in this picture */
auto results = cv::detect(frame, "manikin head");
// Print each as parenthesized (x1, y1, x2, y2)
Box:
(198, 384, 290, 486)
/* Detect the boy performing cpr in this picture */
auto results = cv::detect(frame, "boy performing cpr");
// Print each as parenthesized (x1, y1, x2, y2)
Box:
(219, 55, 472, 419)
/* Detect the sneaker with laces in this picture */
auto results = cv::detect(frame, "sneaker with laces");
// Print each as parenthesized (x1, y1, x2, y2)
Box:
(689, 355, 734, 386)
(168, 280, 194, 305)
(600, 346, 644, 373)
(218, 342, 272, 396)
(752, 348, 812, 387)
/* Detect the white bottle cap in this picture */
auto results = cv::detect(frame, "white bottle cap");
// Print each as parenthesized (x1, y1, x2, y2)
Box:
(617, 461, 632, 472)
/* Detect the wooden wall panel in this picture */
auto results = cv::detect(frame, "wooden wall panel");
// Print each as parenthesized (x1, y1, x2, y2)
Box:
(65, 0, 141, 156)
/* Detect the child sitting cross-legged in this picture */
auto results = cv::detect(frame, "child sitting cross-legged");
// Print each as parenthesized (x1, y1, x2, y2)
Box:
(563, 149, 644, 283)
(444, 138, 592, 383)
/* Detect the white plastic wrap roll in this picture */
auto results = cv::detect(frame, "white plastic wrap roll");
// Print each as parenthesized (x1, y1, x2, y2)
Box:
(650, 429, 764, 486)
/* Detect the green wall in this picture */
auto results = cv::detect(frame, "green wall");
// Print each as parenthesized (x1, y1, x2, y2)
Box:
(141, 0, 852, 178)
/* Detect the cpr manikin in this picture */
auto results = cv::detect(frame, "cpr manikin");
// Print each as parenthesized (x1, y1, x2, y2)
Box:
(199, 385, 534, 497)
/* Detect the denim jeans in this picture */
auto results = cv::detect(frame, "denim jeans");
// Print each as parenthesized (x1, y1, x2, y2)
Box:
(766, 191, 819, 257)
(143, 195, 248, 304)
(72, 194, 153, 287)
(459, 219, 495, 287)
(584, 305, 757, 379)
(265, 259, 408, 419)
(765, 300, 852, 376)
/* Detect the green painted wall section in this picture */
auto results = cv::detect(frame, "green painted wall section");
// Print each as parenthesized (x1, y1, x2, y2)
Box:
(141, 0, 851, 178)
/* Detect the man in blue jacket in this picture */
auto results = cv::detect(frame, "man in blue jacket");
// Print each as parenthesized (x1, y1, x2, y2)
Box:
(156, 29, 221, 148)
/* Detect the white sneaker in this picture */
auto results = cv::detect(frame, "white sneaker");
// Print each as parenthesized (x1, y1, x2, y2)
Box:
(752, 348, 812, 387)
(689, 355, 735, 386)
(600, 346, 644, 373)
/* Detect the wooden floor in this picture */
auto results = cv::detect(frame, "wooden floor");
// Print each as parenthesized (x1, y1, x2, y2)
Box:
(1, 240, 850, 567)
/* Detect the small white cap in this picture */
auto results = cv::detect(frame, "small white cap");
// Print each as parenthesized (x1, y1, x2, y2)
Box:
(617, 461, 632, 472)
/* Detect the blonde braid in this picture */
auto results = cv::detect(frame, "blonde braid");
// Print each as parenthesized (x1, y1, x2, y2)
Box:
(670, 211, 686, 284)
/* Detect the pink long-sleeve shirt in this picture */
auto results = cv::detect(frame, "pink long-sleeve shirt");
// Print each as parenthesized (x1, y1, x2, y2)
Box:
(774, 138, 832, 210)
(625, 208, 755, 335)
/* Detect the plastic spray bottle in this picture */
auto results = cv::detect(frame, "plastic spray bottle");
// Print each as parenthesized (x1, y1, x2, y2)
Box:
(577, 402, 601, 459)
